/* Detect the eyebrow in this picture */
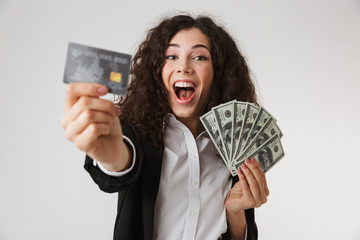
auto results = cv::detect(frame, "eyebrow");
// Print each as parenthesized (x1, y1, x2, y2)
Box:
(168, 43, 210, 51)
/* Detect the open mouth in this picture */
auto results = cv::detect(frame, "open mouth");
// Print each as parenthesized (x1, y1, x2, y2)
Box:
(173, 81, 196, 101)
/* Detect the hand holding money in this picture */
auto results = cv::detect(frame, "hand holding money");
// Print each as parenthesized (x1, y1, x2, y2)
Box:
(200, 100, 284, 176)
(225, 157, 270, 238)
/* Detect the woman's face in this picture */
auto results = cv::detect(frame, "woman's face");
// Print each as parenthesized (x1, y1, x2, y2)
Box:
(162, 27, 214, 124)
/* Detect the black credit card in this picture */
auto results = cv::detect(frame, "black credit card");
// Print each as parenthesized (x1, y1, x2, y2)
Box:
(63, 42, 131, 96)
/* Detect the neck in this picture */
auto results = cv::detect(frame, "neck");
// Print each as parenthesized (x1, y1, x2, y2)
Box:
(177, 117, 203, 138)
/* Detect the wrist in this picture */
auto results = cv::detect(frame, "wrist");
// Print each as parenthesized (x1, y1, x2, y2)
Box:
(226, 207, 246, 240)
(97, 137, 132, 172)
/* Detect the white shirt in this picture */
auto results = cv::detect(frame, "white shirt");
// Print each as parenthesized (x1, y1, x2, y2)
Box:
(96, 114, 236, 239)
(153, 114, 232, 239)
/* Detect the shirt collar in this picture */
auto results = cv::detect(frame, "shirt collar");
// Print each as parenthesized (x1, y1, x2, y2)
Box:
(164, 113, 209, 140)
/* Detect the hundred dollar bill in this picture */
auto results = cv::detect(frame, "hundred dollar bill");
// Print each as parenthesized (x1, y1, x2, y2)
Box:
(235, 117, 282, 163)
(235, 134, 284, 173)
(200, 110, 237, 176)
(212, 101, 235, 161)
(242, 106, 273, 151)
(237, 104, 260, 157)
(232, 101, 248, 162)
(235, 117, 282, 164)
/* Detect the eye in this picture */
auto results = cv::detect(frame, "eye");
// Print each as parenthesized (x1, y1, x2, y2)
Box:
(165, 55, 178, 60)
(193, 55, 208, 61)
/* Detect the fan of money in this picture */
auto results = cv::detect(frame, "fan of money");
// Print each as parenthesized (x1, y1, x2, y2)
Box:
(200, 100, 284, 176)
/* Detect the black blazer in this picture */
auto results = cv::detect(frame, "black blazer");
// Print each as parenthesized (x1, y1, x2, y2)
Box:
(84, 124, 258, 240)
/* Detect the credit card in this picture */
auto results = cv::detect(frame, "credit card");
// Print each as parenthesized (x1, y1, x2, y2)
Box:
(63, 42, 131, 96)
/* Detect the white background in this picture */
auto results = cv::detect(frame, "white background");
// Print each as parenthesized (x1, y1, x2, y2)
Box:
(1, 0, 359, 239)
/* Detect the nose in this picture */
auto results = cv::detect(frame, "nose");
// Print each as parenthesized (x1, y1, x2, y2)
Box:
(177, 59, 193, 74)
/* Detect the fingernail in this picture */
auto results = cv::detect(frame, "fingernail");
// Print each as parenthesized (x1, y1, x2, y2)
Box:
(239, 169, 243, 175)
(242, 163, 247, 169)
(114, 107, 122, 116)
(245, 158, 251, 164)
(251, 158, 257, 164)
(97, 86, 108, 95)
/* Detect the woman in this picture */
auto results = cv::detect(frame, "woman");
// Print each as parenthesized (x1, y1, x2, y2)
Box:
(61, 14, 269, 240)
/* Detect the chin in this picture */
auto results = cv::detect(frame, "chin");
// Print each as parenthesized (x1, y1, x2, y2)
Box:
(172, 109, 193, 119)
(174, 108, 203, 122)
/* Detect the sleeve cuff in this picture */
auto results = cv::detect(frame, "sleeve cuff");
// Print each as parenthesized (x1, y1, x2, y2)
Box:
(244, 223, 248, 239)
(93, 135, 136, 177)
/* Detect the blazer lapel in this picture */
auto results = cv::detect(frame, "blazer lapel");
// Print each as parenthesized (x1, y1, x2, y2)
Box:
(141, 137, 164, 239)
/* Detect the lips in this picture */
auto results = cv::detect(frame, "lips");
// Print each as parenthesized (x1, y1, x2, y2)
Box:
(173, 80, 196, 103)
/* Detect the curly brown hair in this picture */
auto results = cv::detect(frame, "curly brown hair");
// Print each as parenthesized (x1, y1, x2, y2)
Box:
(118, 14, 257, 144)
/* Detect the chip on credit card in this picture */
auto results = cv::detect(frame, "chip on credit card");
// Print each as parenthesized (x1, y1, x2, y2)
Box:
(63, 42, 131, 96)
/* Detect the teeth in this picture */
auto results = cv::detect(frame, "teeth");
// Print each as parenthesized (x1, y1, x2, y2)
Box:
(174, 81, 195, 88)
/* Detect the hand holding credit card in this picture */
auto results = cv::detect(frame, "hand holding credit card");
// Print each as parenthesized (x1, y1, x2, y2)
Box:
(63, 42, 131, 95)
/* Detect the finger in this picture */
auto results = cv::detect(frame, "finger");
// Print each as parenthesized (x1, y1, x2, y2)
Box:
(237, 167, 258, 209)
(73, 123, 112, 153)
(241, 162, 263, 207)
(62, 96, 118, 129)
(245, 158, 268, 203)
(251, 157, 270, 196)
(237, 168, 250, 199)
(64, 83, 109, 112)
(65, 110, 115, 141)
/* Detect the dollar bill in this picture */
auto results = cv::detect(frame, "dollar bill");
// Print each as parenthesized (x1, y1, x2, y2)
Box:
(237, 104, 260, 157)
(242, 106, 273, 151)
(235, 116, 282, 165)
(232, 101, 248, 162)
(200, 110, 237, 176)
(235, 134, 284, 173)
(201, 100, 284, 175)
(212, 101, 235, 161)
